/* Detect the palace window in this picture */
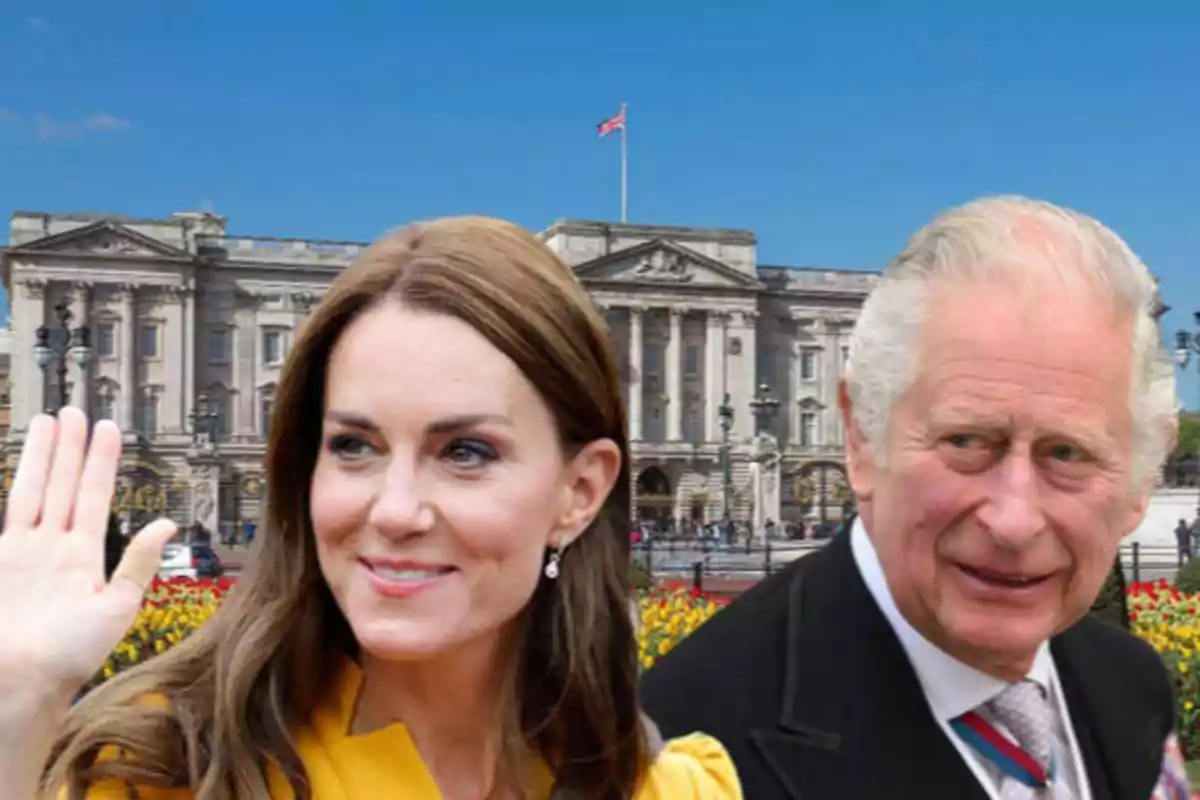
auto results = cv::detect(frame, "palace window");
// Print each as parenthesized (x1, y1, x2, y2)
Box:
(800, 412, 818, 448)
(95, 323, 115, 359)
(800, 349, 818, 381)
(138, 394, 158, 434)
(208, 328, 232, 363)
(683, 396, 703, 442)
(138, 324, 159, 359)
(642, 342, 662, 380)
(262, 329, 284, 366)
(260, 393, 274, 439)
(208, 395, 230, 437)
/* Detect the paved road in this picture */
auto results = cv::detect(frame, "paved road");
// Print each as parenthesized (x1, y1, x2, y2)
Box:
(212, 542, 249, 573)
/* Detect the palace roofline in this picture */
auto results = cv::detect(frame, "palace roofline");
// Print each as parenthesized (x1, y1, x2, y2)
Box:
(8, 210, 879, 276)
(759, 263, 880, 276)
(540, 217, 758, 245)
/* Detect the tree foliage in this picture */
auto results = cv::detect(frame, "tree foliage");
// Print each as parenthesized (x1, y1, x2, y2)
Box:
(1179, 412, 1200, 457)
(1089, 556, 1129, 630)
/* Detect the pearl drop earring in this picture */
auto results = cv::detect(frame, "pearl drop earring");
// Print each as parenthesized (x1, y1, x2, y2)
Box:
(544, 547, 562, 580)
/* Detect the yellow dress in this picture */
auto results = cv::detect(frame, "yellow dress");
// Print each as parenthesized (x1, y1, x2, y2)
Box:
(79, 661, 741, 799)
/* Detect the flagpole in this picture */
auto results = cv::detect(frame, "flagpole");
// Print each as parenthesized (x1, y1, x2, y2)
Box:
(620, 102, 628, 223)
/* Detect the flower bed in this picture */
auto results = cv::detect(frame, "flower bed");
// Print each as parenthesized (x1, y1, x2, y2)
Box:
(635, 583, 728, 670)
(1128, 579, 1200, 758)
(84, 576, 235, 691)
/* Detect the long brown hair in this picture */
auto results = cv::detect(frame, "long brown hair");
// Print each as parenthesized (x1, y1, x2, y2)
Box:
(43, 217, 648, 799)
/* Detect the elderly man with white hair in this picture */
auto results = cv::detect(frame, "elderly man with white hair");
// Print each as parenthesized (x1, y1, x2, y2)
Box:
(641, 196, 1189, 800)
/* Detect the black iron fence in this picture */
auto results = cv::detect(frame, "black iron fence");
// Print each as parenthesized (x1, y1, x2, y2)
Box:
(631, 536, 827, 592)
(632, 536, 1189, 593)
(1121, 542, 1189, 583)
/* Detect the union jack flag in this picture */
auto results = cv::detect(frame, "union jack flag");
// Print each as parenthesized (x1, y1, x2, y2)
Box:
(1151, 733, 1192, 800)
(597, 105, 626, 137)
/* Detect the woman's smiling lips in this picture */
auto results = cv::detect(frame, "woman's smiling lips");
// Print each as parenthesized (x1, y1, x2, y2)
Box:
(360, 558, 459, 599)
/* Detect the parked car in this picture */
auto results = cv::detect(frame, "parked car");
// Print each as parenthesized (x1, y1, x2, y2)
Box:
(158, 542, 225, 580)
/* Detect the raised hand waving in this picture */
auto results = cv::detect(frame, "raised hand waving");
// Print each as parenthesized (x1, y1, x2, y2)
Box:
(0, 408, 176, 702)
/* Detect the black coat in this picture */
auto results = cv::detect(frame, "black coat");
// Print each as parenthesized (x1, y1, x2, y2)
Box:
(640, 531, 1175, 799)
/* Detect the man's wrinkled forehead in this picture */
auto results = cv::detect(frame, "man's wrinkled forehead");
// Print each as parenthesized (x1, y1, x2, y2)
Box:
(908, 281, 1137, 435)
(922, 273, 1133, 350)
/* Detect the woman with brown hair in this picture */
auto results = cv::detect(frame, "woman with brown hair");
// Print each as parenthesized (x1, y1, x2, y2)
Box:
(0, 217, 740, 799)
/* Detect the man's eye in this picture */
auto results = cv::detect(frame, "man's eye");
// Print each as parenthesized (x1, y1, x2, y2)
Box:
(945, 434, 982, 449)
(1045, 443, 1083, 463)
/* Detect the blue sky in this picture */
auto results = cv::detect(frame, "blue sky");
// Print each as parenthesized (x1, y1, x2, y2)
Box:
(2, 2, 1199, 403)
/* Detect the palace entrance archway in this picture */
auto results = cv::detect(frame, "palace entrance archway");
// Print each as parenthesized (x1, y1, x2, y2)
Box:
(116, 462, 191, 529)
(635, 466, 673, 523)
(782, 461, 852, 526)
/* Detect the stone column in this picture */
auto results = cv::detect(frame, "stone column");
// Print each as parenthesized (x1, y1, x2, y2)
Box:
(816, 316, 840, 448)
(119, 284, 137, 431)
(183, 286, 196, 430)
(788, 341, 802, 445)
(703, 310, 724, 442)
(69, 282, 92, 413)
(15, 278, 48, 423)
(736, 311, 759, 440)
(162, 287, 185, 434)
(665, 307, 684, 441)
(627, 306, 644, 441)
(238, 292, 264, 437)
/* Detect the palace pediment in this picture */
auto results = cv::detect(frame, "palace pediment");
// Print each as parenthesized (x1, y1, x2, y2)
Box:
(573, 240, 761, 290)
(10, 220, 192, 260)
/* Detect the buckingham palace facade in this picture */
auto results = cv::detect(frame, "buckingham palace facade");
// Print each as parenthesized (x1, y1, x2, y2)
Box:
(0, 210, 877, 534)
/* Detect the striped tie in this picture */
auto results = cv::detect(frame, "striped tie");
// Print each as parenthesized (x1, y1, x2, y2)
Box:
(988, 682, 1056, 799)
(951, 680, 1060, 799)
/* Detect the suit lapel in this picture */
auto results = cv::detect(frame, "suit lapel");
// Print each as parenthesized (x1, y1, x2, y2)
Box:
(750, 533, 988, 799)
(1052, 626, 1166, 800)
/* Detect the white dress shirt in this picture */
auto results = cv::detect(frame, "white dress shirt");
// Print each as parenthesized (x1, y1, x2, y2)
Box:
(850, 519, 1092, 800)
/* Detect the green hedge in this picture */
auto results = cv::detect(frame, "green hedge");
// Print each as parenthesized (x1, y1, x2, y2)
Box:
(630, 559, 654, 592)
(1175, 557, 1200, 595)
(1089, 556, 1129, 630)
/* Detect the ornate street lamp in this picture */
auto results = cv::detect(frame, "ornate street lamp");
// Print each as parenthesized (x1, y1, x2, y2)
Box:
(187, 392, 220, 451)
(1174, 317, 1200, 515)
(717, 392, 734, 520)
(1173, 316, 1200, 373)
(748, 382, 780, 434)
(33, 298, 93, 414)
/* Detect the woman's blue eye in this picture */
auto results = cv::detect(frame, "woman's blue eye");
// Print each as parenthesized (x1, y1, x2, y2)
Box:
(327, 434, 373, 458)
(444, 439, 497, 467)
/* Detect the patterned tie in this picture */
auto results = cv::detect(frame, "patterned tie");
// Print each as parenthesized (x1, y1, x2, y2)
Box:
(986, 681, 1057, 799)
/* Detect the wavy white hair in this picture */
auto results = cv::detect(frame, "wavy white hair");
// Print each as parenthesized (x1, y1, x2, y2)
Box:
(844, 195, 1178, 490)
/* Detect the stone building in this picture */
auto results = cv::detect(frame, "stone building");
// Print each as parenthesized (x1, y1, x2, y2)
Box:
(0, 328, 11, 441)
(1, 210, 876, 536)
